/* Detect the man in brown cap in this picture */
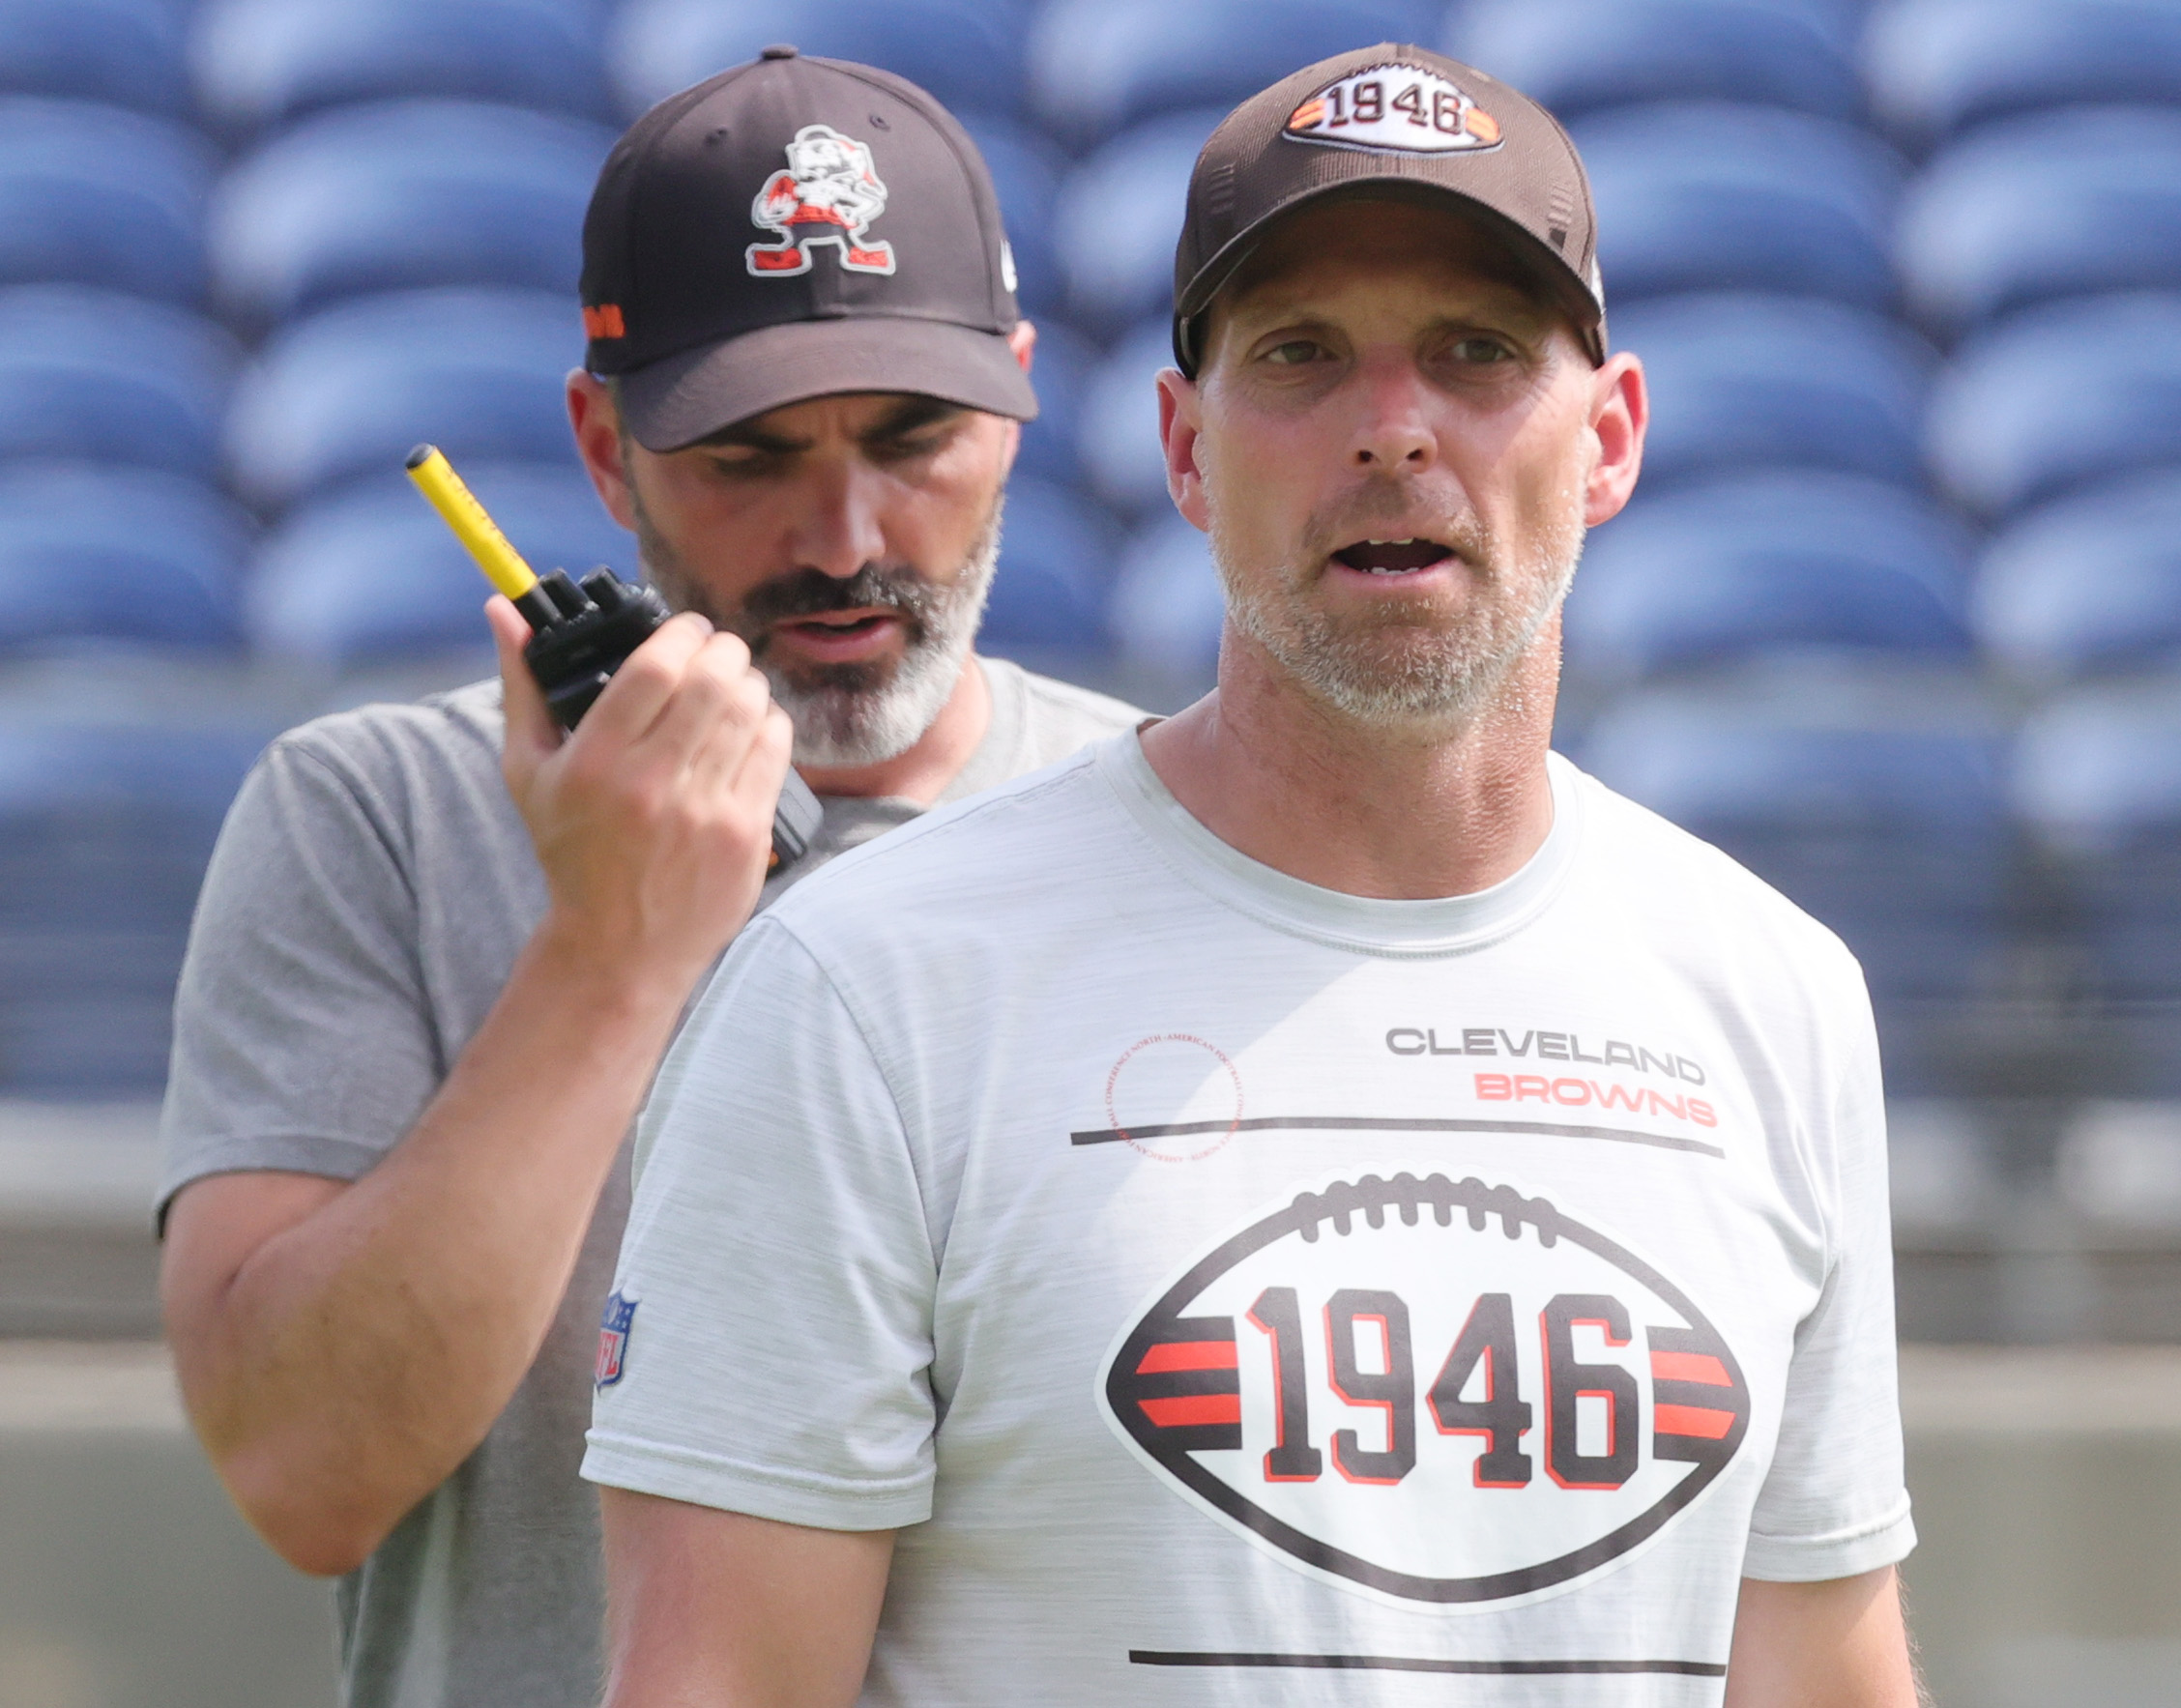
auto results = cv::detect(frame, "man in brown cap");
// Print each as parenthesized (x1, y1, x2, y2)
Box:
(156, 50, 1138, 1708)
(588, 46, 1920, 1706)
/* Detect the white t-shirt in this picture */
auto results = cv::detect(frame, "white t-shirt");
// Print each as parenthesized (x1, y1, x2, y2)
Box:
(585, 735, 1914, 1704)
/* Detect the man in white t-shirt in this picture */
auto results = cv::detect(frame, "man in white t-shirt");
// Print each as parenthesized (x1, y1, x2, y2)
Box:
(584, 45, 1922, 1707)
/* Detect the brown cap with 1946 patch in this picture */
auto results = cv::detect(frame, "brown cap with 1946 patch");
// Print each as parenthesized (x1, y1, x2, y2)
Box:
(1172, 44, 1607, 375)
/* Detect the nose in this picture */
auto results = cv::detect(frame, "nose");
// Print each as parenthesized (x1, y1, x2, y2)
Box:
(787, 458, 889, 579)
(1349, 352, 1439, 475)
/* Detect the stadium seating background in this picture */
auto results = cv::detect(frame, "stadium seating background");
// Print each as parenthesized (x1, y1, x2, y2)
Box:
(2, 0, 2181, 1280)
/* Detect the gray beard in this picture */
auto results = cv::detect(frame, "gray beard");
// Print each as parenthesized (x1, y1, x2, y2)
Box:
(1209, 485, 1585, 730)
(632, 497, 1002, 768)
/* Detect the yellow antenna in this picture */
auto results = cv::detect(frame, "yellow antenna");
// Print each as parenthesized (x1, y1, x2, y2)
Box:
(404, 444, 558, 622)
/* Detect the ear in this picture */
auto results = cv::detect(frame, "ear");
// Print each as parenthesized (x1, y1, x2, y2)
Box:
(1157, 367, 1210, 532)
(1583, 352, 1647, 528)
(567, 369, 639, 532)
(989, 321, 1038, 478)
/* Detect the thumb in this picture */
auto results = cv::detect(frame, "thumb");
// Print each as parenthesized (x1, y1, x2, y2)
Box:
(487, 596, 559, 787)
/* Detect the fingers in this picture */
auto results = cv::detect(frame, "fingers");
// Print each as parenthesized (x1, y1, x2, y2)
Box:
(648, 629, 762, 746)
(524, 607, 788, 877)
(490, 597, 560, 787)
(568, 611, 716, 752)
(507, 604, 798, 971)
(674, 642, 786, 825)
(698, 700, 796, 880)
(735, 704, 797, 807)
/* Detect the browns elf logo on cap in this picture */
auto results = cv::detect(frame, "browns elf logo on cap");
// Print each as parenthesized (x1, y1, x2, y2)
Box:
(578, 46, 1033, 450)
(1284, 63, 1502, 155)
(746, 123, 898, 277)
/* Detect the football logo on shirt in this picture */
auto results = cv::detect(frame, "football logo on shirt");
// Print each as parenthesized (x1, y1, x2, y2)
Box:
(596, 1289, 637, 1389)
(1284, 65, 1503, 155)
(746, 124, 898, 276)
(1097, 1172, 1749, 1608)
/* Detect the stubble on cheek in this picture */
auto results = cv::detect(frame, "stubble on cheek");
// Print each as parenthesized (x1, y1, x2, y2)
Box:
(1203, 456, 1587, 727)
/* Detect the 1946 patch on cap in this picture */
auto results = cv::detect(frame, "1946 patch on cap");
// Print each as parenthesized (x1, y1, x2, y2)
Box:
(1285, 63, 1502, 155)
(1172, 43, 1606, 374)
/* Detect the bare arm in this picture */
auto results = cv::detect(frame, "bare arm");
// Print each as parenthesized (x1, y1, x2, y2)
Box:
(601, 1491, 893, 1708)
(161, 600, 792, 1576)
(1725, 1568, 1923, 1708)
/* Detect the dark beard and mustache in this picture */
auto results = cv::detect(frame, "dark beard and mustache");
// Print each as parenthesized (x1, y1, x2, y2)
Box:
(629, 491, 1002, 767)
(1209, 476, 1585, 729)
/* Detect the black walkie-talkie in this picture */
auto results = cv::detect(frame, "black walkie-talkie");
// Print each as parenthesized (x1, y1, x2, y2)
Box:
(405, 444, 823, 872)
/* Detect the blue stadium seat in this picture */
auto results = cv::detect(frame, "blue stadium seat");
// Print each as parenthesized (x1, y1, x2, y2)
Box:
(0, 286, 237, 478)
(1564, 473, 1974, 681)
(225, 288, 583, 509)
(0, 98, 213, 302)
(1927, 293, 2181, 517)
(1570, 101, 1904, 308)
(191, 0, 610, 130)
(1974, 474, 2181, 679)
(1030, 0, 1434, 142)
(1580, 686, 2013, 1000)
(957, 114, 1067, 316)
(208, 100, 614, 323)
(2016, 682, 2181, 998)
(1899, 107, 2181, 333)
(1611, 293, 1934, 489)
(1109, 513, 1223, 678)
(0, 0, 189, 115)
(0, 708, 269, 1092)
(249, 460, 630, 662)
(1079, 319, 1177, 517)
(1448, 0, 1863, 123)
(611, 0, 1029, 120)
(982, 477, 1117, 655)
(1012, 318, 1096, 485)
(1867, 0, 2181, 145)
(1055, 108, 1224, 332)
(0, 464, 247, 651)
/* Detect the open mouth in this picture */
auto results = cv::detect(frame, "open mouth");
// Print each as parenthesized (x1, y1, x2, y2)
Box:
(1330, 538, 1455, 575)
(782, 612, 896, 638)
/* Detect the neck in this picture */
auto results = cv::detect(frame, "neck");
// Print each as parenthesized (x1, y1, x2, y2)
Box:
(796, 655, 992, 806)
(1140, 624, 1560, 901)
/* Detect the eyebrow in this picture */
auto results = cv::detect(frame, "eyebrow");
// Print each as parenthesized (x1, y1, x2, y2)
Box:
(697, 420, 806, 455)
(694, 394, 967, 456)
(859, 395, 965, 442)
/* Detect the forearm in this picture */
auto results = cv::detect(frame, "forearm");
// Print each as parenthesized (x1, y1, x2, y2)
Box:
(168, 920, 697, 1573)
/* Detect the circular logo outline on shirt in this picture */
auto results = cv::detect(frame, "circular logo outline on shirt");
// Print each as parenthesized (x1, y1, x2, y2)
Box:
(1105, 1033, 1245, 1163)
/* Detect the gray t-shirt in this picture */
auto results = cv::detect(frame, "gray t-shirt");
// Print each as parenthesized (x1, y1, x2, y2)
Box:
(158, 656, 1142, 1708)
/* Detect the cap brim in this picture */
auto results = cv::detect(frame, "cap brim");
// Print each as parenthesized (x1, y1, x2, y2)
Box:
(1176, 179, 1605, 370)
(616, 316, 1039, 451)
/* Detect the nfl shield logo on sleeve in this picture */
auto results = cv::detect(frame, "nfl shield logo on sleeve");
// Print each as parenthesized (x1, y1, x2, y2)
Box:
(596, 1290, 637, 1389)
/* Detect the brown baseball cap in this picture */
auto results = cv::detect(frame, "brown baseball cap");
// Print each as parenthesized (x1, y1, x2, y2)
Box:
(581, 46, 1035, 450)
(1171, 44, 1606, 376)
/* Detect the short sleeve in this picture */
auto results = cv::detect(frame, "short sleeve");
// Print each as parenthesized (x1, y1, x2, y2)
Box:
(582, 916, 939, 1531)
(159, 737, 440, 1214)
(1742, 994, 1917, 1580)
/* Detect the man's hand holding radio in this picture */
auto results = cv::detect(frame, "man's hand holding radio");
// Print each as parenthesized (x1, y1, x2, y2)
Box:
(489, 594, 794, 999)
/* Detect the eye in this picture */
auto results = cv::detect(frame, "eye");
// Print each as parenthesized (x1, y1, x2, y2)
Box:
(703, 450, 776, 481)
(1262, 338, 1325, 366)
(869, 427, 953, 465)
(1449, 335, 1515, 364)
